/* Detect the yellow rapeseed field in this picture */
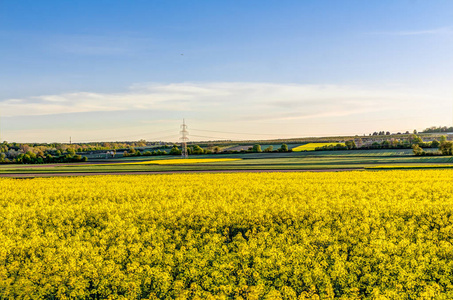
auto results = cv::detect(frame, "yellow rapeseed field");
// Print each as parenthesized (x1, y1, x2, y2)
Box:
(1, 170, 453, 299)
(292, 143, 345, 151)
(93, 158, 242, 166)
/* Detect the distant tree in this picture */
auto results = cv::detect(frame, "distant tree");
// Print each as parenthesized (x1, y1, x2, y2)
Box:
(192, 145, 204, 155)
(213, 146, 220, 153)
(137, 139, 147, 147)
(345, 141, 357, 150)
(252, 144, 262, 153)
(386, 131, 390, 135)
(440, 142, 453, 155)
(412, 144, 424, 156)
(20, 144, 31, 153)
(264, 146, 273, 152)
(391, 139, 400, 148)
(431, 140, 440, 148)
(23, 154, 31, 163)
(27, 151, 37, 160)
(381, 140, 390, 148)
(440, 135, 447, 143)
(169, 146, 181, 155)
(408, 134, 423, 145)
(280, 144, 289, 152)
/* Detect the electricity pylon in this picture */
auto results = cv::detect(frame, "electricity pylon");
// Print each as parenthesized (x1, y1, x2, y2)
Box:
(180, 119, 189, 158)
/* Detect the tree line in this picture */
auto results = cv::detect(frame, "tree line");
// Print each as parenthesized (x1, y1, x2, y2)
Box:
(0, 140, 165, 155)
(123, 144, 291, 157)
(123, 144, 215, 157)
(1, 149, 87, 164)
(312, 134, 453, 156)
(368, 126, 453, 135)
(421, 126, 453, 133)
(413, 138, 453, 156)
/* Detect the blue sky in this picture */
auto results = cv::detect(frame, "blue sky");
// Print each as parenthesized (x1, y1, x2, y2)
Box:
(1, 0, 452, 142)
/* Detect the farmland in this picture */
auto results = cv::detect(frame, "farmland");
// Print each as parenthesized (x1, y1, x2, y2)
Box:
(1, 148, 453, 176)
(2, 170, 453, 299)
(292, 143, 346, 151)
(93, 158, 242, 166)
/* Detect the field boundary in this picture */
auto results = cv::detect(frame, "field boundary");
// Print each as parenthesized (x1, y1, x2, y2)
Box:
(0, 168, 364, 178)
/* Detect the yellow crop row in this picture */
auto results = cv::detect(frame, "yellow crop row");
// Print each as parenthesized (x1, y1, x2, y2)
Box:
(1, 170, 453, 299)
(292, 142, 345, 151)
(93, 157, 241, 166)
(133, 158, 241, 165)
(367, 165, 453, 169)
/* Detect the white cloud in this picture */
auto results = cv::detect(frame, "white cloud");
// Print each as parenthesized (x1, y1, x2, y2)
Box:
(1, 82, 450, 142)
(0, 82, 442, 119)
(50, 34, 152, 56)
(369, 27, 452, 36)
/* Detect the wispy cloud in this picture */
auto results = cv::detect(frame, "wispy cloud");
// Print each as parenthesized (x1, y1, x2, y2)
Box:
(369, 26, 452, 36)
(0, 82, 436, 119)
(49, 33, 153, 56)
(1, 82, 450, 142)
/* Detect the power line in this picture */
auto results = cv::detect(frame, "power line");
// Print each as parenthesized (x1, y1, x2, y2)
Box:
(72, 128, 178, 143)
(190, 134, 232, 140)
(191, 128, 289, 136)
(150, 134, 180, 141)
(191, 121, 423, 138)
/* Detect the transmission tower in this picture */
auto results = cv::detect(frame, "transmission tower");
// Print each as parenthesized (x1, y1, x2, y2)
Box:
(180, 119, 189, 158)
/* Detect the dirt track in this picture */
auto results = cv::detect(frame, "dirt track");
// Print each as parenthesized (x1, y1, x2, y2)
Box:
(0, 168, 363, 178)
